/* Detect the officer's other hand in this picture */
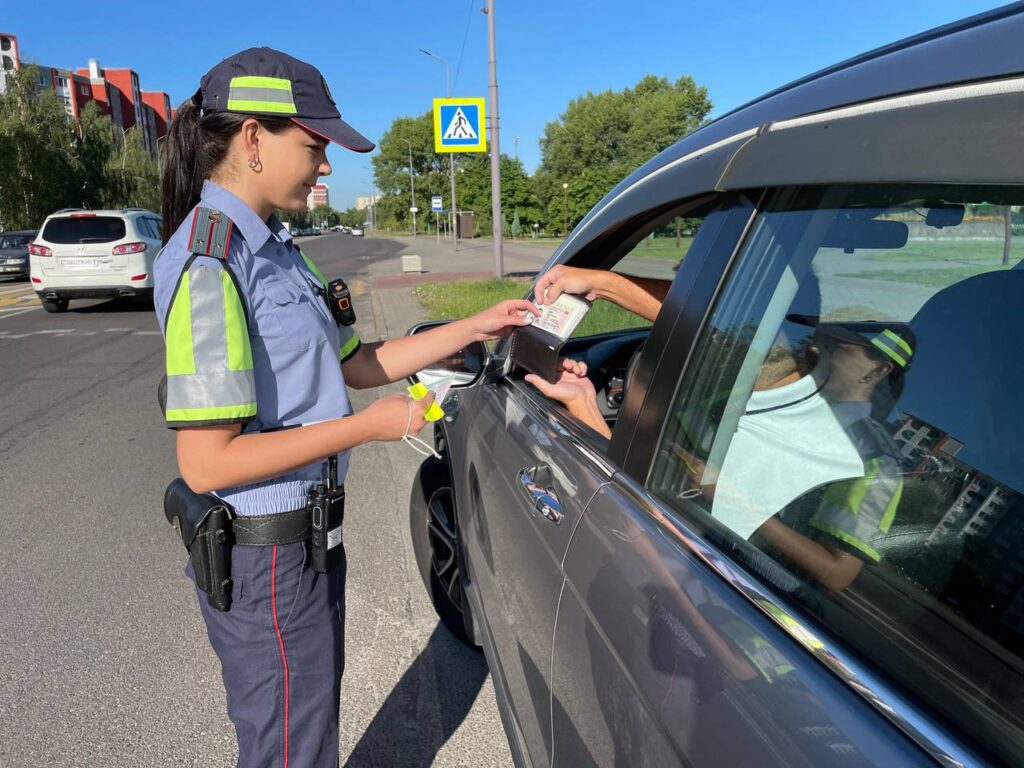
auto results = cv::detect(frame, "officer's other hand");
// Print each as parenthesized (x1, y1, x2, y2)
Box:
(534, 265, 601, 305)
(470, 299, 540, 341)
(364, 392, 435, 441)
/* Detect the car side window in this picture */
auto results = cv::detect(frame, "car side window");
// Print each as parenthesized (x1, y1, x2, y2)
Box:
(567, 213, 706, 338)
(646, 185, 1024, 765)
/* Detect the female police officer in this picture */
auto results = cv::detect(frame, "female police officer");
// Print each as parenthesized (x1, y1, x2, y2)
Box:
(155, 47, 538, 767)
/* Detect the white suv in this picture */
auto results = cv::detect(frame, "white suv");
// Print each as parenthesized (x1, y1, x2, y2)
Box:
(29, 208, 163, 313)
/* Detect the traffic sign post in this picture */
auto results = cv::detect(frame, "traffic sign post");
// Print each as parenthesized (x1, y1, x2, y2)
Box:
(430, 196, 444, 243)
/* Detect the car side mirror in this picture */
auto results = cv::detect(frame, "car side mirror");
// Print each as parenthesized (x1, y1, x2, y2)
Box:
(406, 320, 488, 388)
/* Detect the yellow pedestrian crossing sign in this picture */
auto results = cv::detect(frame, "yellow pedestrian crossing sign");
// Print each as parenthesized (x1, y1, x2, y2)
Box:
(433, 97, 487, 153)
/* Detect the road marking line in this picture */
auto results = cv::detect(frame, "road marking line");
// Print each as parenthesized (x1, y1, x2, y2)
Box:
(36, 329, 75, 334)
(0, 306, 39, 321)
(105, 327, 134, 332)
(132, 330, 161, 335)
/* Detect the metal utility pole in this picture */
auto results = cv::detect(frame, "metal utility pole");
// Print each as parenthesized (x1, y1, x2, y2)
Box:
(403, 138, 417, 237)
(419, 48, 459, 251)
(484, 0, 503, 278)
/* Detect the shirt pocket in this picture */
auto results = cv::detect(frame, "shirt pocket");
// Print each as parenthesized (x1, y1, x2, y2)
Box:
(259, 278, 326, 353)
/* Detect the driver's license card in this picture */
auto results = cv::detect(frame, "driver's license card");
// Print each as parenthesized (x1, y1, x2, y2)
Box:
(526, 293, 590, 340)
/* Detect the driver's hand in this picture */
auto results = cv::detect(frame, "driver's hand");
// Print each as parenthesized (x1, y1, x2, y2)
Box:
(534, 265, 601, 305)
(525, 358, 597, 406)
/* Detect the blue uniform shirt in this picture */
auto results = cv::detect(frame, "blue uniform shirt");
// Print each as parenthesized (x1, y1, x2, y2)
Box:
(155, 180, 361, 515)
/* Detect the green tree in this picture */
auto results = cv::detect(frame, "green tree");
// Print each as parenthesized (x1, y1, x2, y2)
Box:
(535, 74, 712, 233)
(371, 111, 451, 230)
(0, 64, 80, 229)
(112, 126, 160, 212)
(74, 100, 119, 210)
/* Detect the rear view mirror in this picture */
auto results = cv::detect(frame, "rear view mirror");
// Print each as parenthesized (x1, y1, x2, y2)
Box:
(406, 321, 487, 388)
(823, 218, 908, 253)
(925, 204, 965, 229)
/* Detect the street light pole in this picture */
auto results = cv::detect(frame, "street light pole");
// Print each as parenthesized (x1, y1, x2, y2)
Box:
(403, 138, 417, 237)
(484, 0, 503, 278)
(562, 182, 569, 235)
(362, 164, 377, 233)
(419, 48, 458, 252)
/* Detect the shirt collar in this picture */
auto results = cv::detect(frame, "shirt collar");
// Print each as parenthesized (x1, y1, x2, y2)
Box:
(200, 180, 286, 253)
(746, 360, 828, 414)
(267, 213, 293, 244)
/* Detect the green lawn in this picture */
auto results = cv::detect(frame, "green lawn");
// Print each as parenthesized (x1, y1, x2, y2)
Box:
(413, 278, 651, 337)
(474, 234, 694, 261)
(866, 238, 1023, 263)
(838, 263, 1013, 289)
(625, 237, 694, 261)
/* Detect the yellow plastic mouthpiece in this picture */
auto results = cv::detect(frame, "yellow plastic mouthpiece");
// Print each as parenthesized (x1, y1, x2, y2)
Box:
(407, 382, 445, 422)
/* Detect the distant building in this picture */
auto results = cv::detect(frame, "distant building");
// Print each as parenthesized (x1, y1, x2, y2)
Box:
(141, 90, 172, 140)
(76, 61, 156, 153)
(34, 66, 97, 121)
(355, 195, 380, 210)
(0, 32, 19, 94)
(2, 36, 173, 154)
(84, 73, 127, 134)
(307, 183, 330, 210)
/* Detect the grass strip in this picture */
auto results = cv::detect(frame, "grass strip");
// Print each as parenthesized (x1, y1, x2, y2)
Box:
(413, 278, 651, 338)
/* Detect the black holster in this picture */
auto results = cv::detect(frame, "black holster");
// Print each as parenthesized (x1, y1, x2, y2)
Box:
(164, 478, 235, 612)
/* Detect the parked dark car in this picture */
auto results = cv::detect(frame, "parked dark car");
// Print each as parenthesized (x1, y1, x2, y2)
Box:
(407, 6, 1024, 767)
(0, 230, 35, 280)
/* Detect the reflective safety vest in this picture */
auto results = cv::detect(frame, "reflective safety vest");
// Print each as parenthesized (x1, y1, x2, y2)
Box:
(162, 207, 257, 427)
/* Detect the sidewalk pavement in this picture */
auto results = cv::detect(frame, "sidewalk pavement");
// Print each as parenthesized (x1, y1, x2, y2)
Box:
(365, 235, 557, 340)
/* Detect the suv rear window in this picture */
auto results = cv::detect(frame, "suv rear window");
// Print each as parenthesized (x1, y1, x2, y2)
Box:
(41, 217, 126, 244)
(0, 234, 32, 248)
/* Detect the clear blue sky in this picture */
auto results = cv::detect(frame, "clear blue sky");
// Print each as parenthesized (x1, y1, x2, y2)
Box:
(5, 0, 1003, 210)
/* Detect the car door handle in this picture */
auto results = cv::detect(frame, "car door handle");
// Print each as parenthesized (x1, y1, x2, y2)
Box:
(516, 466, 563, 525)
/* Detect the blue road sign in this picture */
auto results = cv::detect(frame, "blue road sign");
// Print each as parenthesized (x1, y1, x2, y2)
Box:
(433, 97, 487, 153)
(431, 195, 444, 212)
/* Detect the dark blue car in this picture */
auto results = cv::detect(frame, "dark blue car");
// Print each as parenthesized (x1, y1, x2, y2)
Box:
(409, 6, 1024, 765)
(0, 230, 35, 281)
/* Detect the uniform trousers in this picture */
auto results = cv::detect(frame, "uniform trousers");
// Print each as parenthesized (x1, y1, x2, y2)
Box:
(189, 540, 346, 768)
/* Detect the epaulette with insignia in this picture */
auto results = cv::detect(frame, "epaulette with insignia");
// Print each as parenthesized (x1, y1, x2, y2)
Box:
(187, 207, 235, 259)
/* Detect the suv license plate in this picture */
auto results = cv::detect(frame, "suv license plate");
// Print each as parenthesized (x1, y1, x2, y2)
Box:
(62, 257, 98, 270)
(1, 266, 20, 272)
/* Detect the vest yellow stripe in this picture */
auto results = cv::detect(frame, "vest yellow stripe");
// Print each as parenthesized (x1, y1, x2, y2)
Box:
(339, 333, 360, 361)
(166, 403, 258, 422)
(166, 275, 195, 375)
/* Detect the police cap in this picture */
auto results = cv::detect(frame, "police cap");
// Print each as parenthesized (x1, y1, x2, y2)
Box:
(198, 47, 374, 153)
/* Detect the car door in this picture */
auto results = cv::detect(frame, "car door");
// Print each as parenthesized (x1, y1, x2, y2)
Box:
(456, 371, 613, 764)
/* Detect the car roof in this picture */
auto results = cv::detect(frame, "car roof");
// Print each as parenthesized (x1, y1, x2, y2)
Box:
(45, 209, 157, 219)
(639, 3, 1024, 185)
(554, 3, 1024, 267)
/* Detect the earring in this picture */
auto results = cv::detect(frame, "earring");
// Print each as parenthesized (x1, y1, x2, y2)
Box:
(248, 156, 262, 172)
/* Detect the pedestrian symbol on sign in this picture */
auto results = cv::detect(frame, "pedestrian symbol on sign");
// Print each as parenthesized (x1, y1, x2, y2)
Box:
(443, 107, 476, 140)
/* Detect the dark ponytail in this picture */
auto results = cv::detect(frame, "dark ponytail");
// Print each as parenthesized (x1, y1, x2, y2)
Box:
(160, 93, 293, 243)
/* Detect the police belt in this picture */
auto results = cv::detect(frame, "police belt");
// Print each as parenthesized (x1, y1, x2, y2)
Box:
(232, 502, 332, 546)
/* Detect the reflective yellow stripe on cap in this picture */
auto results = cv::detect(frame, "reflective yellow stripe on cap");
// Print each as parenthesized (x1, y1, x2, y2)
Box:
(227, 76, 297, 114)
(871, 330, 909, 367)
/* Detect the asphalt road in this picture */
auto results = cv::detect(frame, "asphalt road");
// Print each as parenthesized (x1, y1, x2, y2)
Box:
(0, 233, 512, 767)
